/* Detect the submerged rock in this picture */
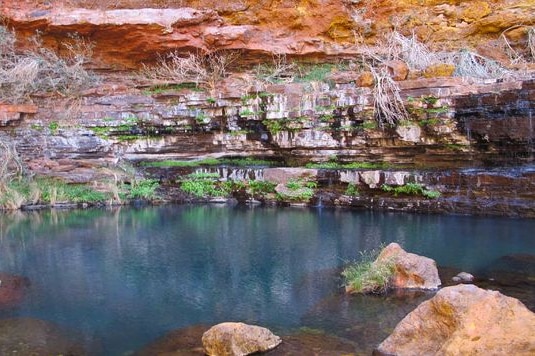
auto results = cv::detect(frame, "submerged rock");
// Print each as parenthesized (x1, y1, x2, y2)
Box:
(0, 272, 30, 309)
(375, 284, 535, 356)
(0, 317, 85, 355)
(268, 329, 356, 355)
(135, 324, 207, 355)
(202, 322, 281, 356)
(376, 243, 441, 290)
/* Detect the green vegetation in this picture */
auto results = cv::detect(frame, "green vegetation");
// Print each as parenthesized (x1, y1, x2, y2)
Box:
(294, 63, 335, 83)
(381, 183, 441, 199)
(1, 178, 106, 209)
(89, 116, 144, 139)
(141, 157, 275, 168)
(345, 183, 359, 196)
(239, 108, 256, 117)
(142, 83, 200, 95)
(417, 118, 441, 127)
(277, 179, 316, 201)
(195, 111, 209, 124)
(342, 246, 395, 294)
(48, 121, 59, 134)
(262, 117, 307, 134)
(360, 121, 378, 130)
(141, 158, 221, 168)
(179, 172, 229, 198)
(306, 161, 385, 170)
(0, 176, 162, 210)
(246, 180, 277, 197)
(125, 179, 160, 200)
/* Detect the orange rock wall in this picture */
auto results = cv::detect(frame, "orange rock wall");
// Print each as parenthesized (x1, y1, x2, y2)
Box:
(1, 0, 534, 68)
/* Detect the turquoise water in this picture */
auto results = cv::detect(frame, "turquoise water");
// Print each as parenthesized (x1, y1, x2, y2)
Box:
(0, 206, 534, 354)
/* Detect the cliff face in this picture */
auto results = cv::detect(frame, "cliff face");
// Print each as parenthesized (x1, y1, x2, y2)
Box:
(2, 0, 534, 68)
(1, 1, 534, 216)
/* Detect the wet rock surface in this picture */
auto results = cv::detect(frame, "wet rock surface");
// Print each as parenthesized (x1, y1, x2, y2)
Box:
(301, 289, 433, 354)
(135, 325, 208, 355)
(0, 317, 86, 355)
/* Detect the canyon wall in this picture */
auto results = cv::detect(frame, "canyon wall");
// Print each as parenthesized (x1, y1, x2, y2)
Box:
(2, 0, 534, 68)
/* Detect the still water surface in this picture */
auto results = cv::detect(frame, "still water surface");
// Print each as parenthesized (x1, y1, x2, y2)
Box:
(0, 205, 534, 354)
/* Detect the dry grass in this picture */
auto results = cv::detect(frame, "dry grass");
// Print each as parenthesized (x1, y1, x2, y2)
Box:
(501, 26, 535, 65)
(254, 53, 296, 84)
(387, 31, 440, 71)
(0, 139, 24, 184)
(0, 27, 98, 103)
(453, 50, 509, 79)
(0, 139, 26, 210)
(140, 50, 240, 94)
(371, 66, 408, 127)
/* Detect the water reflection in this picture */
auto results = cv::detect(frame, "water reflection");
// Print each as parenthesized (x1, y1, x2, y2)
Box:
(0, 206, 533, 354)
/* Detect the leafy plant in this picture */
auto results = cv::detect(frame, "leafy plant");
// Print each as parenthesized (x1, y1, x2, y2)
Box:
(246, 180, 277, 196)
(381, 183, 440, 199)
(179, 172, 228, 198)
(125, 179, 160, 200)
(48, 121, 59, 134)
(345, 183, 359, 196)
(277, 178, 316, 201)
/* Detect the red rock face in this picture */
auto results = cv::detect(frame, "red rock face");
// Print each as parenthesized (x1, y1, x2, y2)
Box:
(2, 0, 533, 68)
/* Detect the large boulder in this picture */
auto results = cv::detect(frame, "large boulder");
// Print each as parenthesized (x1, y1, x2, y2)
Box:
(375, 284, 535, 356)
(376, 243, 441, 290)
(202, 322, 281, 356)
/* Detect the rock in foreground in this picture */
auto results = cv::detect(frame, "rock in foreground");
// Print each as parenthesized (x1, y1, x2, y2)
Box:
(376, 243, 441, 290)
(375, 284, 535, 356)
(202, 322, 281, 356)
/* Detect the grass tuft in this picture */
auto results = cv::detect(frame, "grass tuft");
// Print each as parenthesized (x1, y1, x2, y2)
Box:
(342, 246, 395, 294)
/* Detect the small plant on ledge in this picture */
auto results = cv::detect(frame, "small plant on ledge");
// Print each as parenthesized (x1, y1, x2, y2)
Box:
(381, 183, 440, 199)
(276, 179, 317, 202)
